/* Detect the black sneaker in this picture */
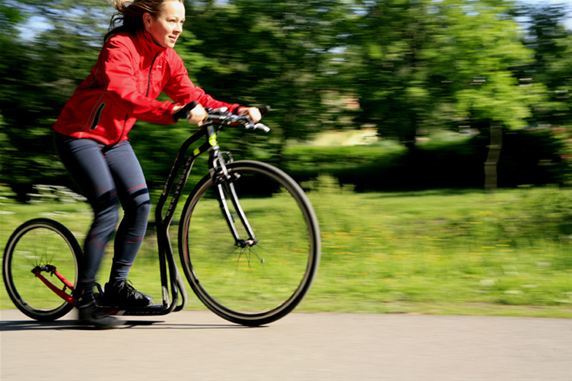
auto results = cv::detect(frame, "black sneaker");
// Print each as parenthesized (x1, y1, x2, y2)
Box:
(75, 283, 122, 329)
(104, 280, 152, 308)
(78, 301, 123, 329)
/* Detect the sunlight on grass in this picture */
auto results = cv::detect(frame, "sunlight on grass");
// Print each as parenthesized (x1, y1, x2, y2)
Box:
(1, 185, 571, 318)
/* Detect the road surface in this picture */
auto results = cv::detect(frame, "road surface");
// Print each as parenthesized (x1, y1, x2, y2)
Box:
(1, 310, 571, 381)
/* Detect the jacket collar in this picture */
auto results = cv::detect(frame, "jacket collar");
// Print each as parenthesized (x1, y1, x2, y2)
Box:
(135, 30, 167, 57)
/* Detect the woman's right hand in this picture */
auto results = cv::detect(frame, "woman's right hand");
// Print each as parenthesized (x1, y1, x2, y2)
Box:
(173, 102, 207, 125)
(186, 103, 207, 125)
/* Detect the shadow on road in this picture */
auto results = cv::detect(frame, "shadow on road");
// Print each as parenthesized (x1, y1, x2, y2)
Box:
(0, 319, 257, 331)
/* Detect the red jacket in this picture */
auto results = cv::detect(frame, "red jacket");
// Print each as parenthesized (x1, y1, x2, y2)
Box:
(53, 31, 240, 146)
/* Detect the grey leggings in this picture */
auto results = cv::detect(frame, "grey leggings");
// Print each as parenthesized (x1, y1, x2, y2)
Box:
(54, 133, 151, 288)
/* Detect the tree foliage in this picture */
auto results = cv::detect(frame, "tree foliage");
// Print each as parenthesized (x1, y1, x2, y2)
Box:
(0, 0, 570, 196)
(348, 0, 548, 146)
(184, 0, 351, 160)
(524, 4, 572, 129)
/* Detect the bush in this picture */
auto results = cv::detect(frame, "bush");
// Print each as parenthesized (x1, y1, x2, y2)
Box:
(284, 128, 569, 191)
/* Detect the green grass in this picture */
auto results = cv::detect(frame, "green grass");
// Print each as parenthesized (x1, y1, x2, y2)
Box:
(1, 184, 571, 318)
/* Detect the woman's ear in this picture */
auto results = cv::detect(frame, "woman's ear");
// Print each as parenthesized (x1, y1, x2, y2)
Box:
(142, 12, 152, 30)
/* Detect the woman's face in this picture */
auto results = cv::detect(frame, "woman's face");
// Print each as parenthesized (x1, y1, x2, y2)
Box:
(144, 1, 185, 48)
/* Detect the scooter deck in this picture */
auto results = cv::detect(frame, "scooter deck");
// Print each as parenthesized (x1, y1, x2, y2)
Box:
(101, 304, 170, 316)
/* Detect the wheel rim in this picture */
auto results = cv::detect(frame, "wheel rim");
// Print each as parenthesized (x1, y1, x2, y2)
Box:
(4, 223, 78, 318)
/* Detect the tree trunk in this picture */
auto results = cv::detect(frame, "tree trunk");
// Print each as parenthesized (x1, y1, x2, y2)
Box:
(484, 123, 503, 190)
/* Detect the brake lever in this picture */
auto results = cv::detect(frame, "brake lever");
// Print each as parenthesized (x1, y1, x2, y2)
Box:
(243, 122, 270, 133)
(252, 123, 271, 133)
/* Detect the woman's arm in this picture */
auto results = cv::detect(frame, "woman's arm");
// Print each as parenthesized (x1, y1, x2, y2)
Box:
(163, 51, 241, 113)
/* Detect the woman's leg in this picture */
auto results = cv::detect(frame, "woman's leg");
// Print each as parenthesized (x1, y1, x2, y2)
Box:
(102, 140, 152, 306)
(54, 134, 133, 326)
(54, 135, 120, 296)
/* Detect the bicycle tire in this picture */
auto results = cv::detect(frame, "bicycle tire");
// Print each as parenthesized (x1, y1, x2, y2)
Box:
(178, 160, 320, 326)
(3, 218, 81, 321)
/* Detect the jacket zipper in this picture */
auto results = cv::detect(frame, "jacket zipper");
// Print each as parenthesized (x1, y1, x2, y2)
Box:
(146, 53, 159, 97)
(115, 53, 159, 145)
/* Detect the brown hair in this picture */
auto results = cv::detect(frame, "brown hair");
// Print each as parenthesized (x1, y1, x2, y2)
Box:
(105, 0, 183, 41)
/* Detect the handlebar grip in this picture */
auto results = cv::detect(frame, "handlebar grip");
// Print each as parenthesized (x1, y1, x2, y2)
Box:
(173, 101, 198, 122)
(253, 123, 271, 133)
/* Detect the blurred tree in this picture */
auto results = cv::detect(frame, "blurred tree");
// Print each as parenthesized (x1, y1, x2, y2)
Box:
(524, 4, 572, 130)
(349, 0, 544, 188)
(1, 0, 568, 197)
(184, 0, 350, 162)
(0, 1, 106, 199)
(0, 4, 24, 190)
(429, 0, 544, 189)
(348, 0, 436, 149)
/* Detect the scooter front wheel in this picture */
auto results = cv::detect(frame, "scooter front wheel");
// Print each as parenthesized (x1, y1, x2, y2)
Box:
(179, 161, 320, 326)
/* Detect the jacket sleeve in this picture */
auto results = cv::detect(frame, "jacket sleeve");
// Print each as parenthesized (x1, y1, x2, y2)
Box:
(163, 52, 241, 113)
(99, 38, 176, 124)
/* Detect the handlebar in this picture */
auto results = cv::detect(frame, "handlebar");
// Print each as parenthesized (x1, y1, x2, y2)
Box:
(173, 102, 271, 133)
(205, 107, 271, 133)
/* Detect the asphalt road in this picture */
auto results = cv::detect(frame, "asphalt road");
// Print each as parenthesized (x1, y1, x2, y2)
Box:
(1, 310, 571, 381)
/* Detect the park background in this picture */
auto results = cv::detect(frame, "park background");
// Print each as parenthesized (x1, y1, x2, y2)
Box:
(0, 0, 571, 317)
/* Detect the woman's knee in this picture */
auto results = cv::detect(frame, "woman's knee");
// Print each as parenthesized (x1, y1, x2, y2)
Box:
(93, 190, 120, 229)
(133, 199, 151, 223)
(125, 189, 151, 220)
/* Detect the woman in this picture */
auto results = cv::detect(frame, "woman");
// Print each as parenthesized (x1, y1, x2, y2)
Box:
(52, 0, 261, 327)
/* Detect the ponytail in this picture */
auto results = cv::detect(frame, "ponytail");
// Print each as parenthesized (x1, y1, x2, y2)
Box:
(109, 0, 132, 12)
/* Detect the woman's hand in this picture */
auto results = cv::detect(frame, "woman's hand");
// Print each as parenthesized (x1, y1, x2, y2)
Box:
(187, 103, 207, 125)
(173, 102, 207, 125)
(238, 107, 262, 123)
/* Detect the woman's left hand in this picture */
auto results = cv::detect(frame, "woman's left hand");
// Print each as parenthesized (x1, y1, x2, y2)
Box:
(238, 107, 262, 123)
